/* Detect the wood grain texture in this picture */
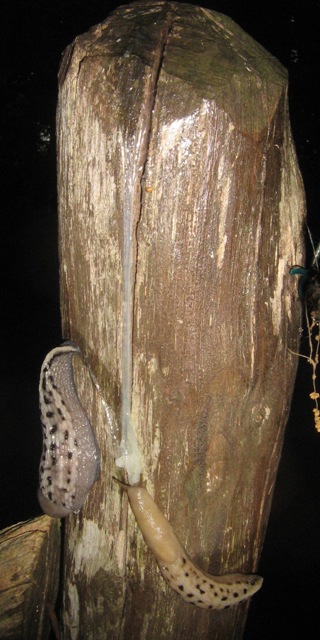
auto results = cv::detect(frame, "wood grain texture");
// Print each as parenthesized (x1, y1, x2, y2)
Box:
(0, 516, 60, 640)
(57, 2, 305, 638)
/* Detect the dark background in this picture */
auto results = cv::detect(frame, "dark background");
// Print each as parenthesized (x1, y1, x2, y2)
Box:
(1, 1, 319, 638)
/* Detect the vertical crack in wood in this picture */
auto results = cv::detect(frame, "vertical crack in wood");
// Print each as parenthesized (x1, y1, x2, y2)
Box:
(119, 7, 176, 483)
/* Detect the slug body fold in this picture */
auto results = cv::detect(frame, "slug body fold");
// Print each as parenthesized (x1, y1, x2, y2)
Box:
(38, 342, 100, 517)
(124, 485, 263, 610)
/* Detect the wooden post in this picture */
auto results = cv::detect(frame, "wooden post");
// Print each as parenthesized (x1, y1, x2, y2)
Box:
(0, 516, 60, 640)
(56, 2, 305, 638)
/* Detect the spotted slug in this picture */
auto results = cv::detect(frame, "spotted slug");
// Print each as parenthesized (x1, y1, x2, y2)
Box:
(122, 484, 263, 609)
(38, 342, 100, 517)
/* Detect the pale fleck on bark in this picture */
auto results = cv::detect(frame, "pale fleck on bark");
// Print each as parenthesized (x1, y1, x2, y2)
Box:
(57, 2, 305, 638)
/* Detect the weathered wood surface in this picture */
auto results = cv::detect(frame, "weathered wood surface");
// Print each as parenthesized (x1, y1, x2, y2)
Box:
(56, 1, 305, 638)
(0, 515, 60, 640)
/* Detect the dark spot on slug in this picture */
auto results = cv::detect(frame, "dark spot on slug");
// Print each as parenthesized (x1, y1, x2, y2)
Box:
(233, 593, 239, 598)
(243, 588, 247, 594)
(49, 425, 57, 434)
(68, 451, 73, 459)
(48, 491, 53, 501)
(196, 584, 205, 594)
(48, 375, 58, 389)
(178, 585, 184, 591)
(221, 596, 228, 601)
(187, 593, 194, 598)
(64, 430, 69, 440)
(43, 395, 51, 405)
(46, 411, 54, 418)
(182, 557, 186, 564)
(185, 572, 189, 577)
(197, 600, 204, 604)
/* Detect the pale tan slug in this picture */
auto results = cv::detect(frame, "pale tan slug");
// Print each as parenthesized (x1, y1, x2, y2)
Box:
(122, 484, 263, 610)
